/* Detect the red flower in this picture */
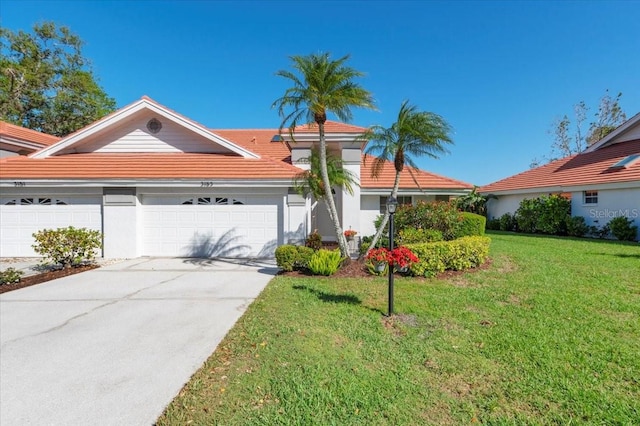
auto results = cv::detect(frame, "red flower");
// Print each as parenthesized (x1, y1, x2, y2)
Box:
(365, 247, 391, 263)
(389, 246, 419, 268)
(344, 229, 358, 238)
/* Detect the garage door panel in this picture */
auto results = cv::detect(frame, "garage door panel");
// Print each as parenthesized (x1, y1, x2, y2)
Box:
(142, 195, 278, 258)
(0, 197, 102, 257)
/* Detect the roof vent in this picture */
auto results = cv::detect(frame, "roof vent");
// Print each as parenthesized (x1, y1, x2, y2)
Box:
(609, 153, 640, 169)
(147, 118, 162, 134)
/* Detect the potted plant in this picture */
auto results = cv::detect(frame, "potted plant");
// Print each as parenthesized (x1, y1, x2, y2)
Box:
(365, 247, 390, 274)
(344, 229, 358, 241)
(390, 246, 419, 273)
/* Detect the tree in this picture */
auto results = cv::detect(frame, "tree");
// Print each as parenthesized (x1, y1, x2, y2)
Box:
(293, 148, 357, 199)
(363, 100, 453, 253)
(0, 21, 116, 136)
(531, 90, 626, 167)
(273, 53, 375, 258)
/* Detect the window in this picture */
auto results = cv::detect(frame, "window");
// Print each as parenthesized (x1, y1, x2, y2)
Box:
(379, 196, 411, 213)
(4, 198, 66, 205)
(181, 197, 244, 205)
(583, 191, 598, 205)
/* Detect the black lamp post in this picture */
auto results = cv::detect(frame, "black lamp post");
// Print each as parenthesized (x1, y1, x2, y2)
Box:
(386, 196, 398, 316)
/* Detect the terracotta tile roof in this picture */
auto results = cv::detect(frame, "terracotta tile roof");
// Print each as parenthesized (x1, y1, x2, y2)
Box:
(480, 139, 640, 193)
(0, 153, 299, 180)
(360, 154, 473, 190)
(213, 129, 291, 162)
(292, 120, 367, 133)
(0, 121, 60, 146)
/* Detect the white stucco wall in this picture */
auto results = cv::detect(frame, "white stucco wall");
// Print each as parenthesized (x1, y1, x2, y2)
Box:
(360, 195, 382, 237)
(572, 187, 640, 239)
(486, 192, 547, 219)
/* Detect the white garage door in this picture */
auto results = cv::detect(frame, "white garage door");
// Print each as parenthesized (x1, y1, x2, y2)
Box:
(142, 195, 279, 258)
(0, 196, 103, 257)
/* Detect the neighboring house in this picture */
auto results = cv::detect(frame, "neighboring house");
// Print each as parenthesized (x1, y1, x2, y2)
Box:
(0, 97, 472, 258)
(0, 121, 60, 158)
(480, 112, 640, 240)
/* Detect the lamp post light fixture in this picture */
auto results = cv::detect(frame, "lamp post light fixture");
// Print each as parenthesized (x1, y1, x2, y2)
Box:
(386, 196, 398, 316)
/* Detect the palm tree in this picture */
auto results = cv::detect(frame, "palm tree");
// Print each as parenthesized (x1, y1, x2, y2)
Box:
(273, 53, 375, 258)
(363, 100, 453, 253)
(293, 148, 357, 199)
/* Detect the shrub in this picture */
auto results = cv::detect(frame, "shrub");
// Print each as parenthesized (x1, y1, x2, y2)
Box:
(537, 195, 571, 235)
(608, 216, 638, 241)
(305, 230, 322, 250)
(1, 267, 23, 285)
(307, 249, 343, 276)
(589, 224, 611, 239)
(275, 245, 298, 271)
(515, 198, 539, 233)
(294, 246, 315, 270)
(514, 195, 570, 235)
(455, 212, 486, 238)
(275, 245, 316, 271)
(406, 236, 491, 277)
(566, 216, 589, 237)
(391, 201, 463, 241)
(32, 226, 102, 268)
(397, 227, 443, 245)
(499, 213, 516, 232)
(486, 218, 500, 231)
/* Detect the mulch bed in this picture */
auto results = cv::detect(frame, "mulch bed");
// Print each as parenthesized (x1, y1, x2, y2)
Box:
(0, 264, 99, 294)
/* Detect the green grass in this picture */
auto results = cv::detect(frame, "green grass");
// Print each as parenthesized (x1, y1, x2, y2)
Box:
(158, 232, 640, 425)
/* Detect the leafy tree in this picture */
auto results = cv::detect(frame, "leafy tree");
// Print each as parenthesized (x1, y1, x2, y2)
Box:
(273, 53, 375, 258)
(531, 90, 626, 167)
(363, 100, 453, 253)
(293, 148, 357, 198)
(0, 21, 116, 136)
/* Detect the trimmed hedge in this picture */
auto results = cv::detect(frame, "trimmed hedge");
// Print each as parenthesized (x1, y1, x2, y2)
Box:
(275, 245, 315, 272)
(406, 236, 491, 277)
(455, 212, 486, 238)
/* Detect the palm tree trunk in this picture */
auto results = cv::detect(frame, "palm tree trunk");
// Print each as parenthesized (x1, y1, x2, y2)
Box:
(364, 171, 401, 257)
(318, 121, 350, 258)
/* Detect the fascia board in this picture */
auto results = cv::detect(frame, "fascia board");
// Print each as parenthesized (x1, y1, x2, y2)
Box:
(585, 112, 640, 153)
(481, 180, 640, 196)
(360, 188, 472, 196)
(0, 178, 294, 188)
(0, 137, 46, 151)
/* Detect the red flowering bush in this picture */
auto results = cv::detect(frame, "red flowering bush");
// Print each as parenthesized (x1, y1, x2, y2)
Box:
(389, 246, 419, 268)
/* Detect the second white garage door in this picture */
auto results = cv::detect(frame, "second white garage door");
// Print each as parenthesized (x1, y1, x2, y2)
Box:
(142, 195, 279, 258)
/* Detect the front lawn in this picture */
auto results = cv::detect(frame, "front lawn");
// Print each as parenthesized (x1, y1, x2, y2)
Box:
(158, 232, 640, 425)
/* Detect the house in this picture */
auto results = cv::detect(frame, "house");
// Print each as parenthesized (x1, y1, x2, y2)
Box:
(0, 121, 60, 158)
(0, 97, 472, 258)
(480, 112, 640, 240)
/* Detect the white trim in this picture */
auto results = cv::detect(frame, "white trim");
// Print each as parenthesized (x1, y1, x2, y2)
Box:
(481, 179, 640, 196)
(281, 132, 364, 144)
(0, 137, 47, 151)
(0, 179, 294, 188)
(361, 188, 471, 196)
(585, 112, 640, 152)
(31, 98, 261, 159)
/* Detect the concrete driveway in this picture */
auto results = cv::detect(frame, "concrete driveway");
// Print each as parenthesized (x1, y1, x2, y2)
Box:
(0, 257, 276, 425)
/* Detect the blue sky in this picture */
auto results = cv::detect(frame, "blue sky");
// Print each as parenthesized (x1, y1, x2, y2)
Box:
(3, 0, 639, 185)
